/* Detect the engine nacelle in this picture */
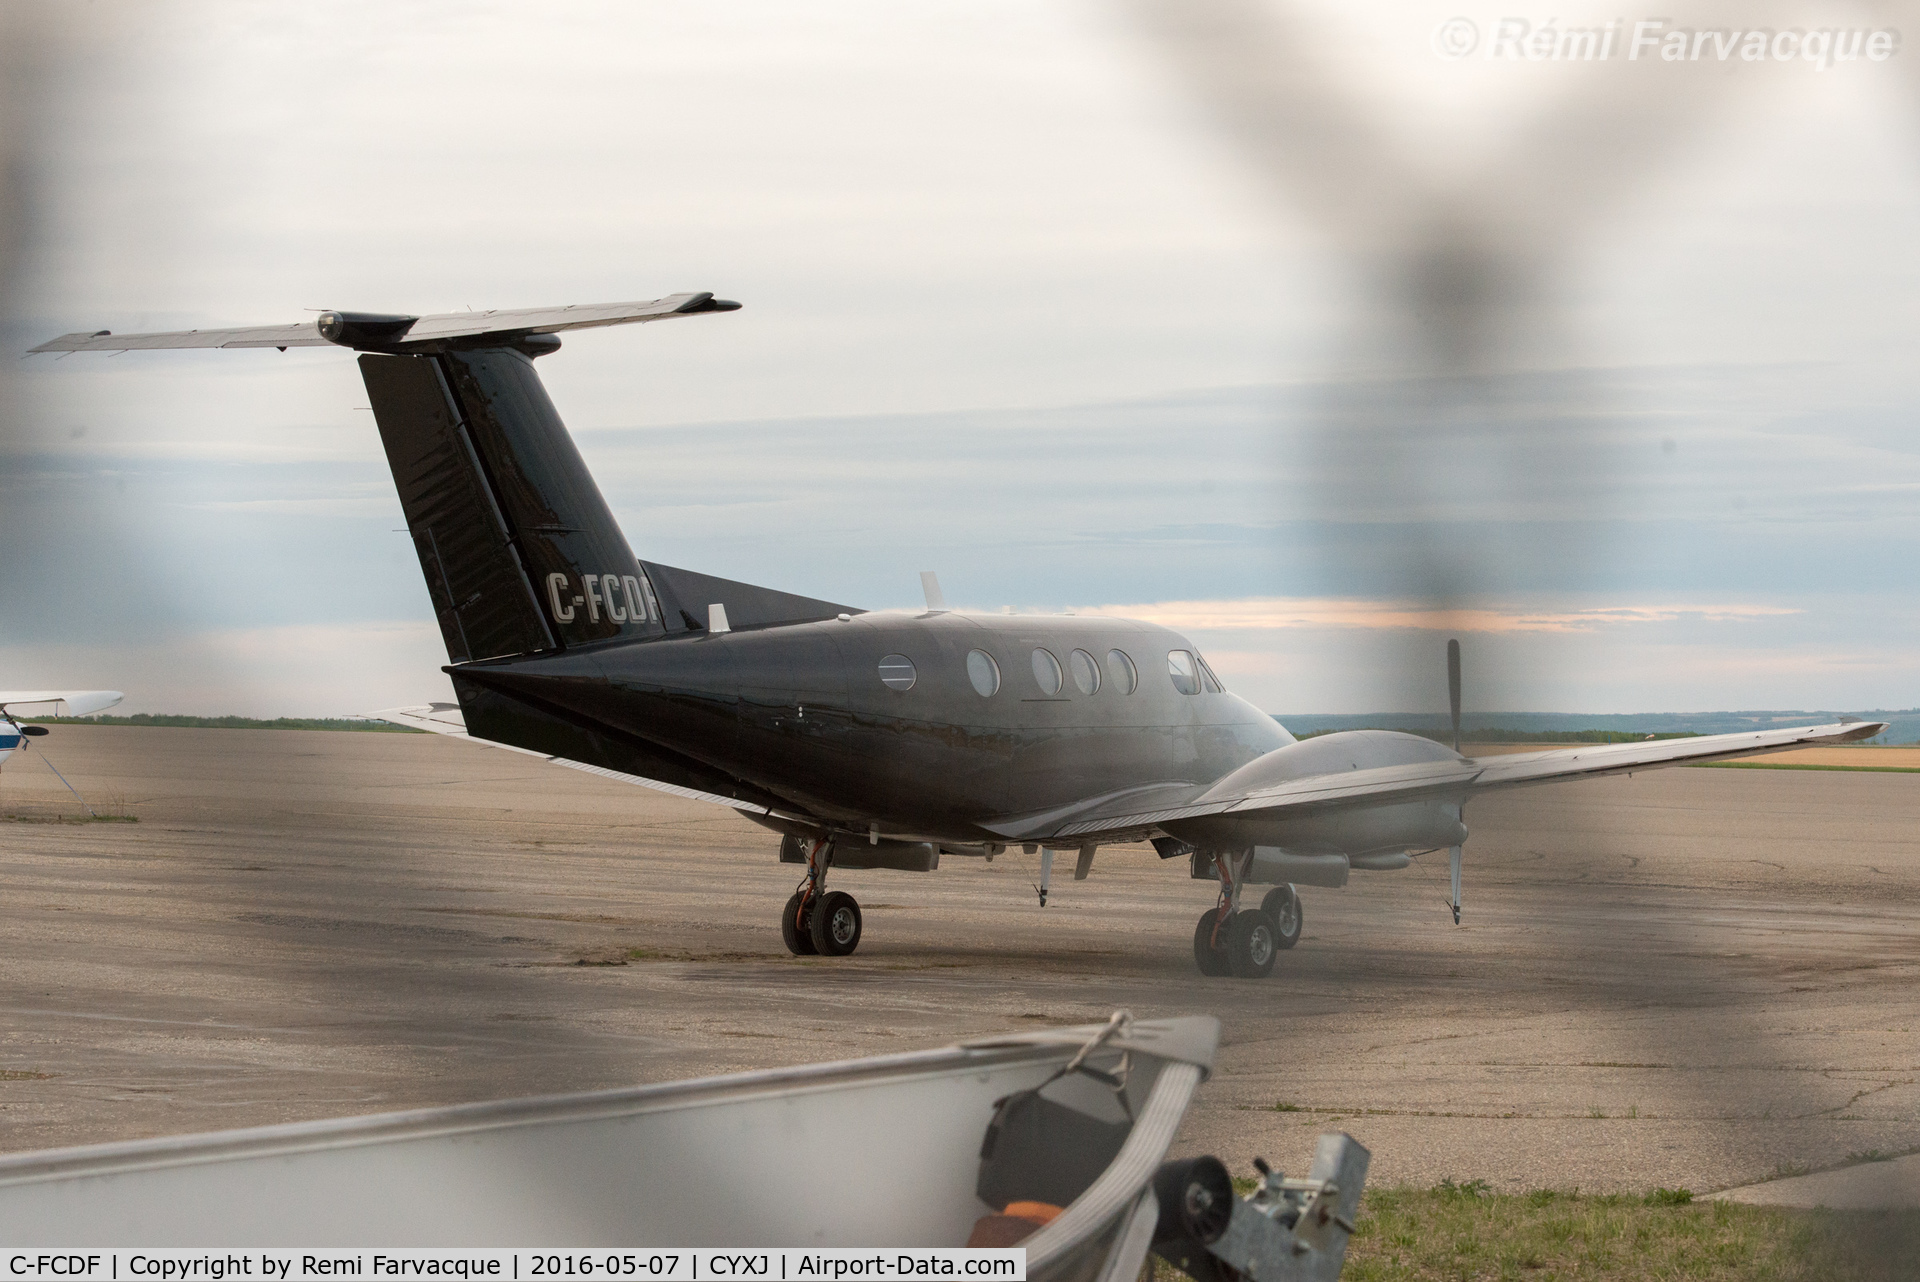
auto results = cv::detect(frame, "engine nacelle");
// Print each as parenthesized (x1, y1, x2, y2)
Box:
(1172, 798, 1466, 859)
(1190, 848, 1415, 888)
(776, 831, 938, 872)
(832, 840, 939, 872)
(1192, 849, 1351, 887)
(1165, 730, 1469, 858)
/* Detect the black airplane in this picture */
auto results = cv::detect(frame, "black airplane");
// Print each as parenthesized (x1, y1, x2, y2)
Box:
(32, 297, 1885, 977)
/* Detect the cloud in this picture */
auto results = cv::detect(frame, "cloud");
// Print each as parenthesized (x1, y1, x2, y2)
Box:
(0, 622, 452, 718)
(1081, 597, 1804, 634)
(180, 496, 397, 518)
(5, 4, 1917, 719)
(1120, 599, 1918, 716)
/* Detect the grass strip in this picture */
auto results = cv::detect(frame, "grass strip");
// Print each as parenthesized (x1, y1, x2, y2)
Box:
(24, 714, 424, 733)
(1154, 1184, 1918, 1281)
(1355, 1185, 1915, 1281)
(1690, 762, 1920, 774)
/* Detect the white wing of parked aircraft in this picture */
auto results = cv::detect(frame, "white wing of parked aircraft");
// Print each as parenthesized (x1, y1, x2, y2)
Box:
(0, 690, 123, 716)
(0, 690, 123, 768)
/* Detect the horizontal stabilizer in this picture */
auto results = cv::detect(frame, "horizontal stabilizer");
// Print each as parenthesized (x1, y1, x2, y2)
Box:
(641, 561, 861, 632)
(30, 293, 739, 354)
(0, 690, 123, 717)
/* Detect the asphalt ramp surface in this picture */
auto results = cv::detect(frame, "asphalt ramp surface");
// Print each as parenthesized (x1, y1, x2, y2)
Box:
(2, 726, 1916, 1196)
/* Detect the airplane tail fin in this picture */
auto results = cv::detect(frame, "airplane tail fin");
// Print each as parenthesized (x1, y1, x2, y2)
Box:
(32, 292, 825, 662)
(361, 348, 670, 663)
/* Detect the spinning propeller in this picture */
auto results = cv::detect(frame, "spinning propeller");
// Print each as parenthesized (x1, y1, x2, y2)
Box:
(1447, 639, 1464, 925)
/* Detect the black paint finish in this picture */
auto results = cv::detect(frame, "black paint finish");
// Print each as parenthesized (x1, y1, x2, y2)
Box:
(361, 354, 552, 664)
(450, 609, 1292, 841)
(356, 338, 1439, 856)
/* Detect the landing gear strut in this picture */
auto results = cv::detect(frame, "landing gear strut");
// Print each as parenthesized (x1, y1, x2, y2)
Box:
(1191, 852, 1279, 979)
(781, 837, 863, 958)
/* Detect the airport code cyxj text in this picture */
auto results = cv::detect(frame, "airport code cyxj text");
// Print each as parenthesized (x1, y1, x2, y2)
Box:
(5, 1253, 1024, 1282)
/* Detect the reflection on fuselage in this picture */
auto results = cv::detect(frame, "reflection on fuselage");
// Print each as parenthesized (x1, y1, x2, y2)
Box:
(455, 609, 1293, 840)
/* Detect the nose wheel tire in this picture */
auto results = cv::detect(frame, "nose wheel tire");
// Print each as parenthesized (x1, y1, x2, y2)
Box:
(1226, 908, 1278, 978)
(1192, 907, 1232, 977)
(810, 890, 863, 956)
(781, 891, 818, 956)
(1259, 885, 1303, 950)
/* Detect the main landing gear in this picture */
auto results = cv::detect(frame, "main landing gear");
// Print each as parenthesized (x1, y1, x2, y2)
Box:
(781, 837, 863, 957)
(1192, 854, 1302, 979)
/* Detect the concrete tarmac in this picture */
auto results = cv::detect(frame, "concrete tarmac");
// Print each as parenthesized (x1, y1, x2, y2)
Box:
(1714, 1152, 1920, 1209)
(2, 726, 1917, 1196)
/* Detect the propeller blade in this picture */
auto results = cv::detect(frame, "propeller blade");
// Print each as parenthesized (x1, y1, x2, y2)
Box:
(1449, 845, 1463, 926)
(1447, 638, 1462, 753)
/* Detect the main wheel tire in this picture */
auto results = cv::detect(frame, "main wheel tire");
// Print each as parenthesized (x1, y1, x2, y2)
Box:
(1226, 908, 1278, 978)
(781, 891, 818, 955)
(1192, 908, 1231, 976)
(810, 890, 863, 956)
(1260, 885, 1303, 950)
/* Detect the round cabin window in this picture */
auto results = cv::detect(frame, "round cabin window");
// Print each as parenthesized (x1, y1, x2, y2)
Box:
(1105, 648, 1138, 694)
(1069, 649, 1100, 695)
(1167, 649, 1201, 695)
(1032, 648, 1063, 696)
(967, 649, 1001, 697)
(878, 654, 917, 691)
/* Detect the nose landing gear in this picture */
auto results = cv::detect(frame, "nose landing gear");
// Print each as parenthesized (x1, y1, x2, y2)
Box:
(780, 889, 818, 955)
(1193, 907, 1231, 976)
(1226, 910, 1278, 978)
(810, 890, 863, 956)
(1192, 854, 1294, 978)
(780, 836, 864, 958)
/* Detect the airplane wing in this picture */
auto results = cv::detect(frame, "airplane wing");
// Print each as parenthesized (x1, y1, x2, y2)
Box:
(27, 323, 330, 352)
(0, 690, 123, 717)
(1003, 718, 1889, 843)
(29, 294, 736, 354)
(369, 703, 811, 821)
(398, 294, 730, 342)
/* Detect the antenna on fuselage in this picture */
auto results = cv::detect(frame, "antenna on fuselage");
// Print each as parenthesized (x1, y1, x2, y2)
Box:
(919, 571, 947, 614)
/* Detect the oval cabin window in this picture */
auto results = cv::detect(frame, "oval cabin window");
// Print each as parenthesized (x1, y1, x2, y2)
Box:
(967, 649, 1001, 697)
(1032, 648, 1064, 696)
(1069, 649, 1100, 695)
(877, 654, 917, 691)
(1167, 649, 1202, 695)
(1105, 648, 1138, 694)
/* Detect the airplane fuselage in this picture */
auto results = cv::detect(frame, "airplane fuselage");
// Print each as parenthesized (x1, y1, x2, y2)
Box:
(455, 609, 1295, 843)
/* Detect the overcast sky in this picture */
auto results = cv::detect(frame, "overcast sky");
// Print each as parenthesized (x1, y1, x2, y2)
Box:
(3, 0, 1918, 719)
